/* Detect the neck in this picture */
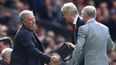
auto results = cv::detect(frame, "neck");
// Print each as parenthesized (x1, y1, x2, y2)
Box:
(86, 17, 95, 23)
(23, 24, 33, 31)
(88, 17, 95, 21)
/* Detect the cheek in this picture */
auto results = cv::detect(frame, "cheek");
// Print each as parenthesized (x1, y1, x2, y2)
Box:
(30, 21, 34, 24)
(83, 16, 85, 20)
(29, 21, 34, 25)
(64, 15, 68, 20)
(65, 17, 69, 20)
(65, 16, 70, 21)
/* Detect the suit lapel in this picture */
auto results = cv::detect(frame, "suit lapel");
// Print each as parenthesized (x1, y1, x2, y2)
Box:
(32, 31, 44, 52)
(74, 17, 84, 44)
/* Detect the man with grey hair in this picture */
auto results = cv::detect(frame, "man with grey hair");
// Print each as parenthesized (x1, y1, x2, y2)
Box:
(10, 10, 60, 65)
(61, 2, 84, 44)
(0, 48, 13, 65)
(70, 6, 114, 65)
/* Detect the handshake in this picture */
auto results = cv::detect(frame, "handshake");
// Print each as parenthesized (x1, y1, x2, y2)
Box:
(48, 53, 60, 65)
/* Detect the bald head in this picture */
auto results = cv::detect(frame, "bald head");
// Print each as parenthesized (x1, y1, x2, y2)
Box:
(81, 6, 96, 22)
(82, 6, 96, 18)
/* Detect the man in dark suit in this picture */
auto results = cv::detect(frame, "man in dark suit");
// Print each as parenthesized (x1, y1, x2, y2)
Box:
(61, 2, 84, 64)
(61, 2, 84, 44)
(10, 10, 59, 65)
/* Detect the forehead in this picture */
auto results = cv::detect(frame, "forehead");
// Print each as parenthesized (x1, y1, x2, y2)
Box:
(25, 14, 35, 19)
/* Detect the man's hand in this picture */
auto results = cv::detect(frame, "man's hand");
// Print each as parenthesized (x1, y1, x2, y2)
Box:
(66, 42, 75, 48)
(49, 53, 60, 65)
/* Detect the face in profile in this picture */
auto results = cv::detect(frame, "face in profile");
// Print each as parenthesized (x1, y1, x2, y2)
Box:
(82, 14, 88, 23)
(63, 13, 72, 23)
(23, 14, 36, 29)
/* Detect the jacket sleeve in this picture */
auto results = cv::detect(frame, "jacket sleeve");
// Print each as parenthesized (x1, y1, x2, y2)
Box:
(70, 26, 86, 65)
(107, 32, 115, 51)
(107, 36, 115, 51)
(19, 31, 50, 64)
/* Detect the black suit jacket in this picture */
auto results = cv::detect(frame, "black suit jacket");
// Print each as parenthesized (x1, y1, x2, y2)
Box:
(71, 16, 84, 44)
(70, 16, 84, 65)
(10, 25, 50, 65)
(0, 60, 8, 65)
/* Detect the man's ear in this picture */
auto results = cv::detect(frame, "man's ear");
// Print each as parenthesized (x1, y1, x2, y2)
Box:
(6, 45, 10, 48)
(22, 21, 26, 26)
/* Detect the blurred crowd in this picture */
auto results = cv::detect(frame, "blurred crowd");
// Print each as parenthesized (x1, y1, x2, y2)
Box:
(0, 0, 116, 65)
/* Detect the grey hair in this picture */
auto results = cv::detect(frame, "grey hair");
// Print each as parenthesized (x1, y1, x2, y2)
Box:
(19, 10, 34, 22)
(82, 6, 96, 18)
(61, 2, 79, 16)
(1, 48, 13, 59)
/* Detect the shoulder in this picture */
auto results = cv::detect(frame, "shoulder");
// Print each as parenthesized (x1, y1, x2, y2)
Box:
(16, 27, 32, 37)
(76, 16, 84, 26)
(78, 24, 89, 34)
(96, 21, 109, 30)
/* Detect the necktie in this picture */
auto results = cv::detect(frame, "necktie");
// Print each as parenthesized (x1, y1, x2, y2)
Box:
(72, 24, 76, 32)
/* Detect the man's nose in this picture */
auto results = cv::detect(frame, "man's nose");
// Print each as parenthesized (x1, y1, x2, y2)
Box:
(33, 19, 36, 23)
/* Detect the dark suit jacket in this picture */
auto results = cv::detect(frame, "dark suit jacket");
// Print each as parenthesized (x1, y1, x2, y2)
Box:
(0, 60, 9, 65)
(10, 25, 50, 65)
(71, 16, 84, 44)
(70, 16, 84, 65)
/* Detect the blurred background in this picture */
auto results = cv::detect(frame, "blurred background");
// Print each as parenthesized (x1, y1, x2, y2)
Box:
(0, 0, 116, 65)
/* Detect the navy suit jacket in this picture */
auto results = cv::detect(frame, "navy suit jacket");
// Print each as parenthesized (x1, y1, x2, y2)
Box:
(71, 16, 84, 44)
(10, 25, 50, 65)
(70, 16, 84, 65)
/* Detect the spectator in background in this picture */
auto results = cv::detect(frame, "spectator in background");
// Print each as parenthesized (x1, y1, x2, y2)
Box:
(112, 1, 116, 9)
(40, 0, 61, 21)
(55, 35, 65, 45)
(36, 26, 46, 42)
(47, 31, 55, 40)
(74, 0, 85, 14)
(96, 2, 109, 24)
(9, 0, 29, 25)
(93, 0, 110, 7)
(106, 9, 116, 42)
(106, 1, 116, 42)
(8, 0, 29, 37)
(87, 0, 95, 6)
(0, 25, 8, 37)
(0, 36, 13, 60)
(0, 0, 12, 25)
(43, 37, 57, 54)
(108, 50, 116, 64)
(0, 37, 13, 53)
(20, 0, 45, 15)
(0, 48, 13, 65)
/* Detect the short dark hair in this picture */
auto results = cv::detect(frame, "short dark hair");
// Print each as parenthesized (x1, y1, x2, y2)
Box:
(0, 37, 13, 48)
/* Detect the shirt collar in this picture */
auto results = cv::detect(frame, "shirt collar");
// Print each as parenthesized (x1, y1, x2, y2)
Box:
(73, 15, 79, 24)
(22, 25, 33, 32)
(86, 18, 96, 24)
